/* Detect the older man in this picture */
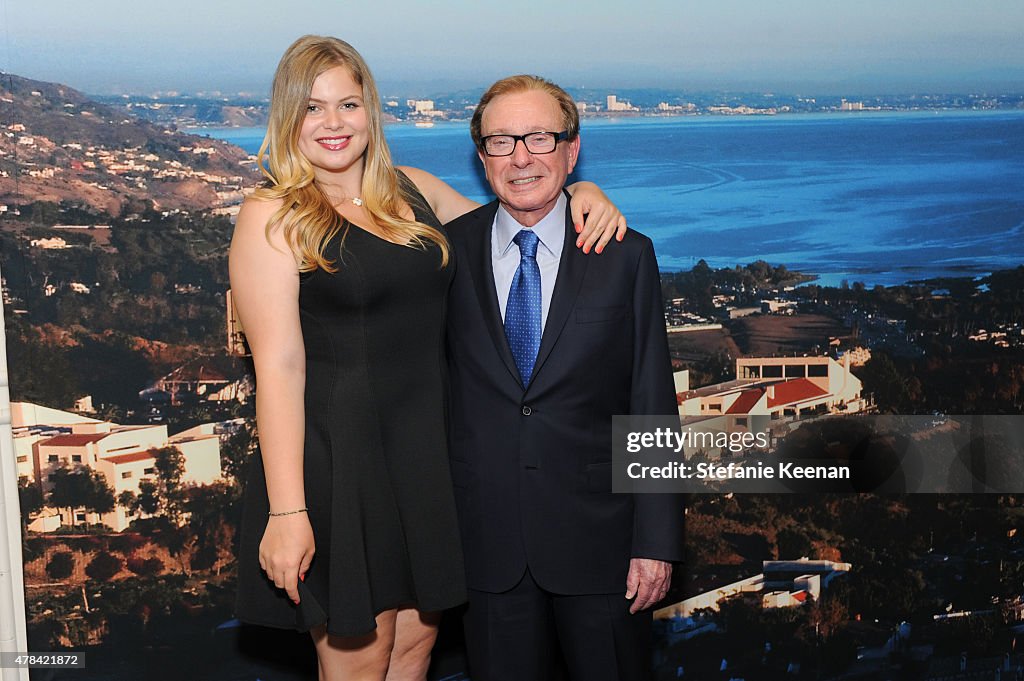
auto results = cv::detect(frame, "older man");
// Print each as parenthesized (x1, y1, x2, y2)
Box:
(444, 75, 684, 681)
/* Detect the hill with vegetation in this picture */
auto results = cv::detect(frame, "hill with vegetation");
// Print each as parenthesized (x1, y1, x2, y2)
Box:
(0, 73, 260, 214)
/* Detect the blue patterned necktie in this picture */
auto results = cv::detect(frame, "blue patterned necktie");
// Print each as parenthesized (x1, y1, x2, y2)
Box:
(505, 229, 542, 386)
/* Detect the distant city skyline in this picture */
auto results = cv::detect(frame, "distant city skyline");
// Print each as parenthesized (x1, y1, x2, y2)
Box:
(2, 0, 1024, 96)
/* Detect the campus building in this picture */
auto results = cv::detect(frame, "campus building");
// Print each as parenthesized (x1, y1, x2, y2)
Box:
(12, 402, 225, 532)
(676, 355, 869, 457)
(655, 558, 852, 620)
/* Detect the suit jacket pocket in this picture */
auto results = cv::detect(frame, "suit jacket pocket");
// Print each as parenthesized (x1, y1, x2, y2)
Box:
(576, 305, 626, 324)
(584, 461, 613, 493)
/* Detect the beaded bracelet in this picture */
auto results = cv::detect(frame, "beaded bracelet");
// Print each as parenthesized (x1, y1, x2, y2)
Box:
(268, 508, 308, 517)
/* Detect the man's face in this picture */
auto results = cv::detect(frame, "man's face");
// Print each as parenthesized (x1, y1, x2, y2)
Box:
(478, 89, 580, 227)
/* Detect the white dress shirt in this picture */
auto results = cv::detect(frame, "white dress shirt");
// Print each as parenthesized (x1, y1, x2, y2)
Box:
(491, 193, 567, 332)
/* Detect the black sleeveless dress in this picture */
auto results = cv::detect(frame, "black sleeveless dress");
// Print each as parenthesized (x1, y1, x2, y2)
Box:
(235, 175, 466, 637)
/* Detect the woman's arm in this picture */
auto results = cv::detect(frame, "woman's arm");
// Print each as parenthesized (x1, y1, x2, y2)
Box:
(397, 166, 626, 252)
(397, 165, 479, 224)
(228, 197, 314, 605)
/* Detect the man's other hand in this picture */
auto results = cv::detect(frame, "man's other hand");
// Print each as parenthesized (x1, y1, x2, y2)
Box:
(625, 558, 672, 614)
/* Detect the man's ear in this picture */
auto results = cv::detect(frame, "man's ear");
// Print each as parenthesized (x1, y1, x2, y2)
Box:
(566, 135, 581, 174)
(477, 149, 490, 180)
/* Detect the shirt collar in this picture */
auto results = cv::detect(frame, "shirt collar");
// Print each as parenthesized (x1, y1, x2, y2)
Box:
(494, 193, 567, 258)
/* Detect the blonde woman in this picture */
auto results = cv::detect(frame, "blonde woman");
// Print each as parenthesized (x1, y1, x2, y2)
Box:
(230, 35, 626, 681)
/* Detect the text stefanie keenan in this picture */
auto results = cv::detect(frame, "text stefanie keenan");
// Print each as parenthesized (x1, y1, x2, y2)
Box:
(626, 461, 851, 480)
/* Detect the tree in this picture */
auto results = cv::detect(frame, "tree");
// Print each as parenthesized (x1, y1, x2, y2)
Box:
(859, 352, 917, 413)
(153, 446, 187, 522)
(695, 349, 734, 386)
(803, 595, 848, 643)
(46, 551, 75, 580)
(85, 470, 116, 516)
(220, 423, 255, 487)
(135, 447, 196, 574)
(777, 526, 816, 560)
(117, 490, 139, 515)
(29, 201, 62, 224)
(48, 467, 115, 526)
(17, 477, 45, 531)
(48, 467, 92, 525)
(136, 480, 161, 516)
(160, 524, 199, 577)
(717, 593, 766, 644)
(185, 481, 238, 574)
(85, 551, 122, 581)
(126, 554, 164, 577)
(5, 323, 80, 408)
(66, 332, 154, 407)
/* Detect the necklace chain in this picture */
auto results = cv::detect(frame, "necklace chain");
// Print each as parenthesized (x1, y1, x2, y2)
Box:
(321, 185, 363, 208)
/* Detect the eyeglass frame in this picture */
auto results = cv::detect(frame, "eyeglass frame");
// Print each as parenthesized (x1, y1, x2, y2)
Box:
(479, 130, 570, 157)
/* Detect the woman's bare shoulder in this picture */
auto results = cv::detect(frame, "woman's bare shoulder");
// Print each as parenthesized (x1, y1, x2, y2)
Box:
(238, 193, 286, 222)
(232, 194, 294, 255)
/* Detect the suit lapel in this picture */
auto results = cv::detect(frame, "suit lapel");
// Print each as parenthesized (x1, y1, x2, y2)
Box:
(462, 201, 522, 387)
(530, 196, 589, 386)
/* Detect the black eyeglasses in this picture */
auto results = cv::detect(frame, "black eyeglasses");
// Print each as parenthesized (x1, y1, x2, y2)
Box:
(480, 131, 569, 157)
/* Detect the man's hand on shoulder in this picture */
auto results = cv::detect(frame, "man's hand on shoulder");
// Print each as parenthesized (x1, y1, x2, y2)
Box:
(625, 558, 672, 614)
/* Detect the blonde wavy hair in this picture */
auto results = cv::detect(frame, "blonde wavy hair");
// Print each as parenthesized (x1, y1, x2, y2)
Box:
(255, 35, 448, 271)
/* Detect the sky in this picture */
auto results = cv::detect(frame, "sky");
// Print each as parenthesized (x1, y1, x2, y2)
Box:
(2, 0, 1023, 96)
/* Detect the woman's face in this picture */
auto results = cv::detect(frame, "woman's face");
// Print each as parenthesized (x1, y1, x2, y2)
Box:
(297, 65, 369, 181)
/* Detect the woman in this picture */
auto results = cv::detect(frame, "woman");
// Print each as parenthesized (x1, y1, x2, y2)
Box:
(230, 35, 625, 681)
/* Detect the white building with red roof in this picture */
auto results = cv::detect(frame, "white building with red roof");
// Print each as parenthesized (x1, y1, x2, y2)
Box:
(13, 402, 224, 531)
(11, 402, 103, 480)
(34, 425, 168, 495)
(676, 355, 869, 457)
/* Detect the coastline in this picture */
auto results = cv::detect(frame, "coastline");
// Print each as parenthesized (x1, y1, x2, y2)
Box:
(190, 111, 1024, 290)
(185, 106, 1024, 134)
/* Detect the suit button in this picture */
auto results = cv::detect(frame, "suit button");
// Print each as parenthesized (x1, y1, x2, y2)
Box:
(521, 405, 532, 416)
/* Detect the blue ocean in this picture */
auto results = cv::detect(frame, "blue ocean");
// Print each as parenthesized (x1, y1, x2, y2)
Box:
(197, 111, 1024, 287)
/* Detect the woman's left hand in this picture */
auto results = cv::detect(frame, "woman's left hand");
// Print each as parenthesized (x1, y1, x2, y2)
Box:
(567, 181, 628, 254)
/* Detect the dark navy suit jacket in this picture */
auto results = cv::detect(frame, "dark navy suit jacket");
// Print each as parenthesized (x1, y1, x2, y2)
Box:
(445, 195, 685, 594)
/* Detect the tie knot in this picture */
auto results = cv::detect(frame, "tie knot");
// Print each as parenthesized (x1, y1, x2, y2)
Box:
(513, 229, 539, 260)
